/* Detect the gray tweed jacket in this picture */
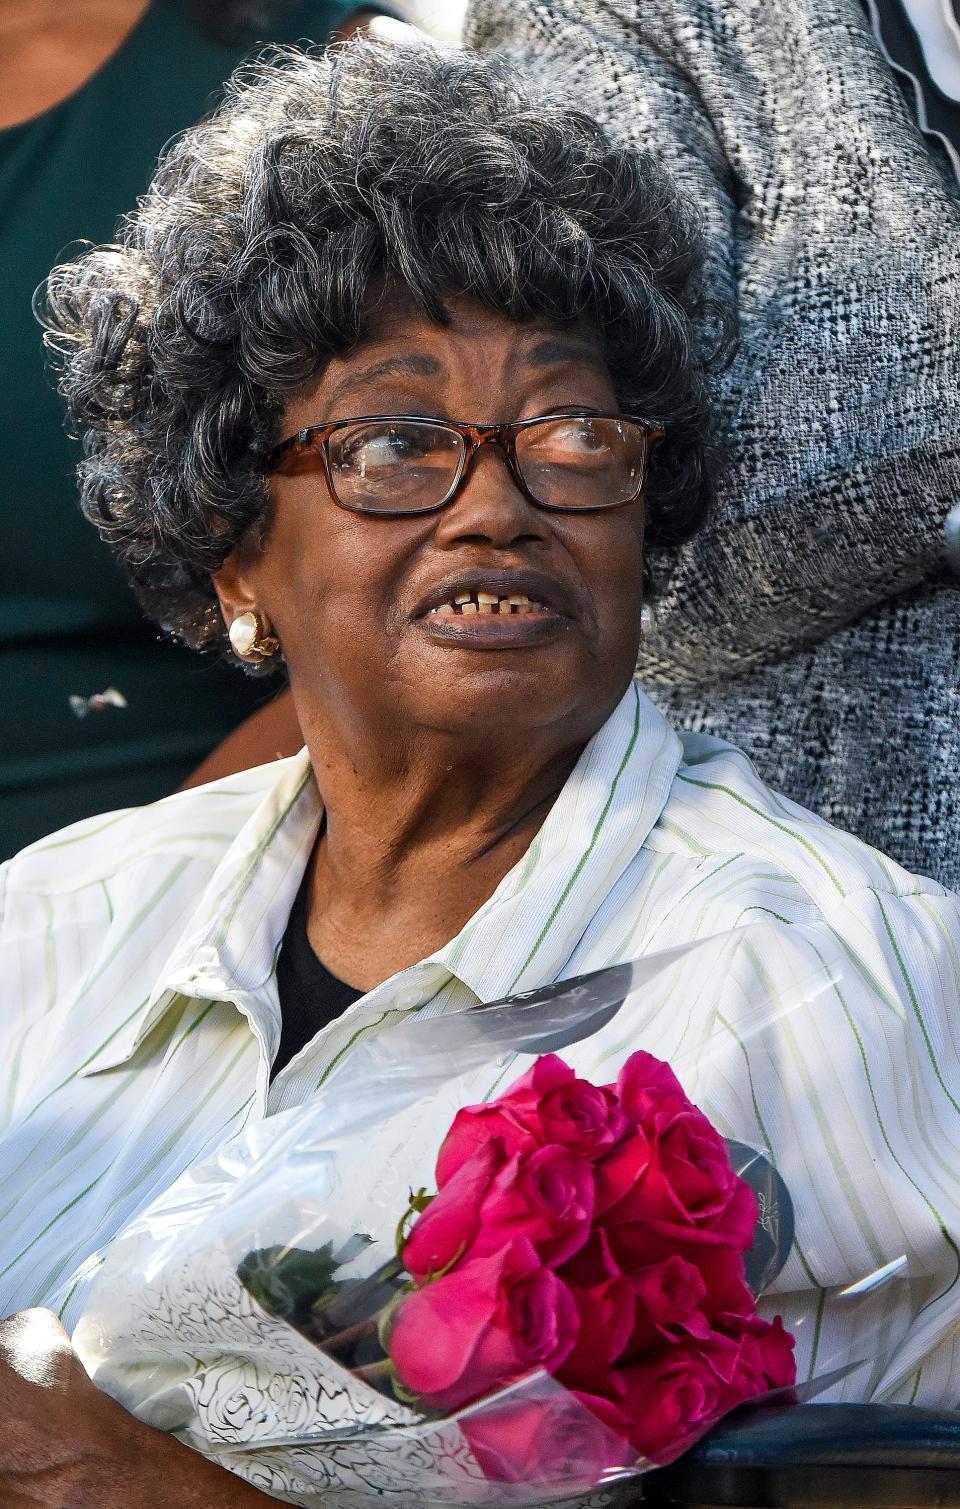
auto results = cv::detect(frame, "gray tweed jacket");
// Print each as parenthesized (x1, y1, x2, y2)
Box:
(468, 0, 960, 888)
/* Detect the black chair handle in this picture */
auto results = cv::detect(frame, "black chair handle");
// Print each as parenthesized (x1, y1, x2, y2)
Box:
(638, 1403, 960, 1507)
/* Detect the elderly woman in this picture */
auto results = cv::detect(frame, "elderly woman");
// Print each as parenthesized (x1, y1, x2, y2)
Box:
(1, 35, 959, 1507)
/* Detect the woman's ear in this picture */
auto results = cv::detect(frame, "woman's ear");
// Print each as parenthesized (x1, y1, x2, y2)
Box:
(212, 547, 266, 635)
(213, 548, 281, 662)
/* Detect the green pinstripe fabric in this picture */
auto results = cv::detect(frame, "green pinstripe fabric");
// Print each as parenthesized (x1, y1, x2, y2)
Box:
(1, 681, 958, 1405)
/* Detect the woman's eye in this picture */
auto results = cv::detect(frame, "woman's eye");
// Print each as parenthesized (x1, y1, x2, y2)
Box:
(523, 419, 612, 464)
(339, 426, 435, 470)
(553, 420, 605, 452)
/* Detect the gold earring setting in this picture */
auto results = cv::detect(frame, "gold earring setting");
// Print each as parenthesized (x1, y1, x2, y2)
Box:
(228, 611, 280, 659)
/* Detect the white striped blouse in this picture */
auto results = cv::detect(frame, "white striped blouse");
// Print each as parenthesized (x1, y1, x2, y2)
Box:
(2, 682, 959, 1406)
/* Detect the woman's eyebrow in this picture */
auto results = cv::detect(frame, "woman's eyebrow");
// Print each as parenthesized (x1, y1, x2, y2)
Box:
(325, 352, 443, 407)
(524, 334, 602, 368)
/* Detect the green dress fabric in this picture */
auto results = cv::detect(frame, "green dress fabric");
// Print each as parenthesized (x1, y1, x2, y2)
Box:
(0, 0, 355, 859)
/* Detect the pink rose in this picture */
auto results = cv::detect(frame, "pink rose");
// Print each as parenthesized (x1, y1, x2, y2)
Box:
(626, 1254, 707, 1352)
(554, 1275, 635, 1397)
(435, 1105, 541, 1189)
(596, 1111, 757, 1252)
(404, 1144, 594, 1281)
(704, 1311, 797, 1399)
(460, 1388, 635, 1486)
(599, 1216, 754, 1287)
(389, 1238, 579, 1411)
(616, 1344, 726, 1463)
(537, 1077, 628, 1157)
(472, 1145, 595, 1267)
(435, 1055, 627, 1186)
(752, 1313, 796, 1392)
(435, 1057, 574, 1186)
(615, 1314, 796, 1463)
(615, 1051, 692, 1126)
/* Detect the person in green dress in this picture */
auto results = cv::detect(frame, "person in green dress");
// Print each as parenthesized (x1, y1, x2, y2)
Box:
(0, 0, 374, 859)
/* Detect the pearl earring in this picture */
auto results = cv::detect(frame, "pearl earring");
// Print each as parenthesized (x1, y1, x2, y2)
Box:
(228, 611, 280, 659)
(640, 601, 657, 638)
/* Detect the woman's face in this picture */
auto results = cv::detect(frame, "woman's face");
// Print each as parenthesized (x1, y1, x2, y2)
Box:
(217, 295, 646, 752)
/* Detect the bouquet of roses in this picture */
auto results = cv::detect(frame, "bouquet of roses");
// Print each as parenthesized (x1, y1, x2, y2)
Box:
(68, 932, 916, 1507)
(241, 1048, 795, 1483)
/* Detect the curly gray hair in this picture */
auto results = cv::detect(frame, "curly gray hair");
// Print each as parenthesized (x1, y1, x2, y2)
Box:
(41, 36, 726, 661)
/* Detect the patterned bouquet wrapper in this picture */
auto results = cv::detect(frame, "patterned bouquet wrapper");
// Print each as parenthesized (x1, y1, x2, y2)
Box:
(78, 1240, 626, 1506)
(69, 930, 920, 1507)
(73, 1192, 634, 1506)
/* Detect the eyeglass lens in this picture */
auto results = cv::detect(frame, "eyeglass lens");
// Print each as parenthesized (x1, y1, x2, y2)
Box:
(515, 416, 647, 511)
(329, 421, 465, 512)
(325, 417, 648, 513)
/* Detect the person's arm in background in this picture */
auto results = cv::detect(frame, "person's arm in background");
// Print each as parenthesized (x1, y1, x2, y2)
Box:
(180, 685, 303, 787)
(464, 0, 959, 686)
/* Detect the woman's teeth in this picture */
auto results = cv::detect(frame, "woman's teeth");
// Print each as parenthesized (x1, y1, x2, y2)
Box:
(428, 593, 550, 617)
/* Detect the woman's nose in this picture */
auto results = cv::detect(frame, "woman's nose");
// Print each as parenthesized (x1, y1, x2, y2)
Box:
(431, 444, 548, 548)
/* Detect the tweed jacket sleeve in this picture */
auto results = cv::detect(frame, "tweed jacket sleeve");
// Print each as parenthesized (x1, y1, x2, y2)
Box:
(467, 0, 959, 681)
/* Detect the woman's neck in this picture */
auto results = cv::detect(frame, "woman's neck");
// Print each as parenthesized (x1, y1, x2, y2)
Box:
(300, 718, 586, 992)
(0, 0, 151, 130)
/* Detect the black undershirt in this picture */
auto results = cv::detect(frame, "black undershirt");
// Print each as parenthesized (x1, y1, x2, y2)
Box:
(273, 864, 363, 1079)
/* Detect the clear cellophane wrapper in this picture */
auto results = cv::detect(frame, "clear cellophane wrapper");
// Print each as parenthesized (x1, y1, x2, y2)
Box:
(67, 924, 921, 1506)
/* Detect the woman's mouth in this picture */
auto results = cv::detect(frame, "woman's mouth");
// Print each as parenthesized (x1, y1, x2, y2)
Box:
(417, 588, 567, 647)
(413, 572, 575, 647)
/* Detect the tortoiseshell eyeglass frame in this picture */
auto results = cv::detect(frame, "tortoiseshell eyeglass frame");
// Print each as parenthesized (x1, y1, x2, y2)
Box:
(265, 412, 667, 516)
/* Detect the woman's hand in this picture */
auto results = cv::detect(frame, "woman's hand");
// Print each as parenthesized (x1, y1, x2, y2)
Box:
(0, 1309, 278, 1507)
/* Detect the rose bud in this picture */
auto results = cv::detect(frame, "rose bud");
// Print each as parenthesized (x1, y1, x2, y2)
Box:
(409, 1143, 595, 1279)
(435, 1104, 539, 1189)
(435, 1055, 575, 1186)
(467, 1145, 596, 1268)
(615, 1051, 692, 1128)
(493, 1055, 629, 1153)
(626, 1254, 707, 1352)
(538, 1078, 628, 1157)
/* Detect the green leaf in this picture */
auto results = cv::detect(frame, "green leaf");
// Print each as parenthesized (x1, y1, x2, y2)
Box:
(237, 1243, 343, 1323)
(334, 1232, 374, 1266)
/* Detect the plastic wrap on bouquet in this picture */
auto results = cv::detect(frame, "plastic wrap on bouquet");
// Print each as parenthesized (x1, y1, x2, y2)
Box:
(69, 927, 922, 1506)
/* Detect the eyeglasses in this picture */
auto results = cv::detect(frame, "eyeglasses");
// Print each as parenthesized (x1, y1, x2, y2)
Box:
(266, 412, 665, 516)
